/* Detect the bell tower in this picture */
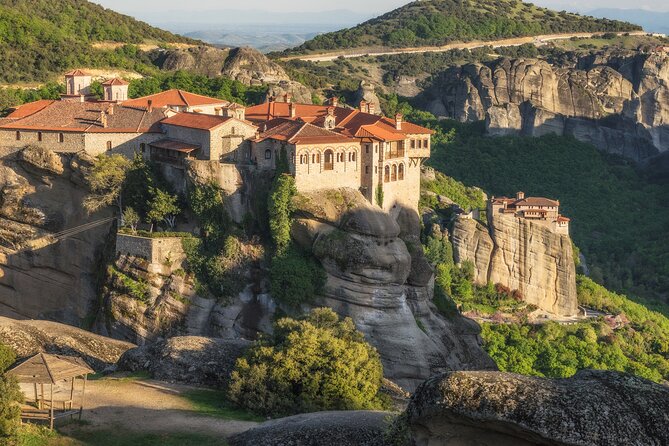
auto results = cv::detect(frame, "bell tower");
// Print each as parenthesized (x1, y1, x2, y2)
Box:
(102, 78, 130, 102)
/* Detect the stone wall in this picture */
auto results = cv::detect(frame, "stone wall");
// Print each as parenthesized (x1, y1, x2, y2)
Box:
(0, 129, 86, 153)
(115, 234, 186, 269)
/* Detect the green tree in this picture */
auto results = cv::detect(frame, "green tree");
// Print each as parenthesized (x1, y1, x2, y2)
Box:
(0, 344, 15, 373)
(268, 174, 297, 255)
(146, 187, 180, 231)
(228, 308, 385, 416)
(84, 153, 131, 219)
(123, 207, 140, 234)
(189, 182, 230, 245)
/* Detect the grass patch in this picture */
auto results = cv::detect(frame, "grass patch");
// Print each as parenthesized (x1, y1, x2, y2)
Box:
(182, 389, 264, 422)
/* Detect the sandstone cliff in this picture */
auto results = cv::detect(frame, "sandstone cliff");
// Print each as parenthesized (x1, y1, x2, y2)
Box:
(452, 213, 577, 316)
(154, 45, 312, 103)
(292, 188, 496, 391)
(0, 147, 114, 325)
(407, 370, 669, 446)
(423, 51, 669, 162)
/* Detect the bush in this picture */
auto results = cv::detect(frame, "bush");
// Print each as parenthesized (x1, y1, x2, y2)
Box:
(228, 308, 386, 416)
(0, 344, 16, 373)
(0, 343, 21, 441)
(270, 246, 326, 307)
(268, 174, 296, 254)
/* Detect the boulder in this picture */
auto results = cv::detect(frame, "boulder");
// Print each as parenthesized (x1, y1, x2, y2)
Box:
(229, 411, 391, 446)
(17, 145, 64, 176)
(117, 336, 251, 388)
(0, 317, 133, 371)
(407, 370, 669, 446)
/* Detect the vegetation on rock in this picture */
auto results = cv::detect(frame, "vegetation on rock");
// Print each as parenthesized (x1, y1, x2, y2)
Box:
(228, 308, 386, 416)
(84, 153, 131, 218)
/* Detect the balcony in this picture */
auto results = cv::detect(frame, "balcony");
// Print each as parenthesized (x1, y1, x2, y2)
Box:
(409, 147, 430, 159)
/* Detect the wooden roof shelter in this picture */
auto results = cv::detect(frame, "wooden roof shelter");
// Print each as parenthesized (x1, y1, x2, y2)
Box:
(7, 353, 94, 429)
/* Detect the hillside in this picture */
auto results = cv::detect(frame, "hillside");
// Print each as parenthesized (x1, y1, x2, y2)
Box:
(0, 0, 197, 83)
(285, 0, 641, 54)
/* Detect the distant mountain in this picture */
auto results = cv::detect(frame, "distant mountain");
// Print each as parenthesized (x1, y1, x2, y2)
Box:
(587, 9, 669, 35)
(184, 30, 321, 53)
(287, 0, 642, 54)
(0, 0, 196, 83)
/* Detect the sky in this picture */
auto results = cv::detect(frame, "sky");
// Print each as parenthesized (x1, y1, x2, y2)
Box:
(95, 0, 669, 15)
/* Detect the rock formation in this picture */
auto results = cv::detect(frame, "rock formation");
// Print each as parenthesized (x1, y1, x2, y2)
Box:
(452, 211, 578, 316)
(118, 336, 250, 387)
(0, 147, 115, 325)
(423, 51, 669, 162)
(154, 45, 312, 103)
(292, 188, 496, 391)
(0, 316, 133, 370)
(406, 370, 669, 446)
(229, 411, 390, 446)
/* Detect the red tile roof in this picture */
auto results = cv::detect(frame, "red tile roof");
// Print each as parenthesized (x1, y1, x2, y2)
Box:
(516, 197, 560, 207)
(256, 118, 354, 145)
(122, 89, 232, 109)
(161, 112, 255, 131)
(557, 216, 571, 223)
(0, 101, 165, 133)
(6, 100, 56, 119)
(102, 78, 129, 86)
(245, 102, 434, 142)
(64, 69, 90, 77)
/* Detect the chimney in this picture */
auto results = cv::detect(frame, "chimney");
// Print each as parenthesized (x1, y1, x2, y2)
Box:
(289, 102, 296, 118)
(215, 107, 222, 116)
(327, 107, 335, 116)
(100, 111, 108, 128)
(516, 191, 525, 200)
(395, 113, 403, 130)
(360, 100, 367, 112)
(268, 96, 275, 103)
(331, 97, 339, 108)
(368, 102, 376, 115)
(284, 93, 292, 103)
(147, 100, 153, 113)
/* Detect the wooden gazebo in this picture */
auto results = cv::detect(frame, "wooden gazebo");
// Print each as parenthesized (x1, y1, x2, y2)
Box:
(6, 353, 94, 429)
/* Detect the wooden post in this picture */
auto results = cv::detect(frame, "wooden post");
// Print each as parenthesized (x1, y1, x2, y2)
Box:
(69, 377, 75, 410)
(33, 383, 38, 406)
(79, 374, 87, 421)
(49, 384, 54, 430)
(40, 383, 44, 410)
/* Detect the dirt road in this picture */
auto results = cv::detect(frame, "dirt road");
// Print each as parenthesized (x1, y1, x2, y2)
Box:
(282, 31, 649, 62)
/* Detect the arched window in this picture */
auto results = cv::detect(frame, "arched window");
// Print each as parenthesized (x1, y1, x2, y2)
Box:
(391, 164, 398, 182)
(398, 163, 405, 180)
(265, 149, 272, 160)
(300, 154, 308, 164)
(351, 152, 357, 162)
(324, 149, 334, 171)
(337, 152, 344, 163)
(384, 165, 390, 183)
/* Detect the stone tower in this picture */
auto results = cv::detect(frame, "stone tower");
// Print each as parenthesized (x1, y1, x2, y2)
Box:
(63, 70, 92, 100)
(102, 78, 130, 102)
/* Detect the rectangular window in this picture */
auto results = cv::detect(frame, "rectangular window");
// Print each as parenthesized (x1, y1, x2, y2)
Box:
(106, 141, 112, 151)
(365, 145, 370, 154)
(411, 139, 416, 149)
(37, 132, 42, 142)
(15, 131, 20, 141)
(424, 139, 429, 147)
(59, 133, 64, 143)
(365, 166, 369, 174)
(374, 166, 378, 174)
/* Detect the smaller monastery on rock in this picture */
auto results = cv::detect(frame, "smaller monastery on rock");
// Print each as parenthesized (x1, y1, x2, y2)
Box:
(0, 71, 433, 211)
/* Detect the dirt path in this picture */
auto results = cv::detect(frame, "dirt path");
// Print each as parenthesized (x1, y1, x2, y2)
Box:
(282, 31, 649, 62)
(32, 378, 258, 438)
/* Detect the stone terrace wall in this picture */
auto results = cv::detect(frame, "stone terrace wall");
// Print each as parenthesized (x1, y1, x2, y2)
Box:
(116, 234, 186, 268)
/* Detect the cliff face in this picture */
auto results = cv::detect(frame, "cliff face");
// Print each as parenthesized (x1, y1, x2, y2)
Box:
(154, 46, 312, 103)
(423, 51, 669, 162)
(452, 214, 577, 316)
(292, 189, 496, 392)
(0, 147, 113, 325)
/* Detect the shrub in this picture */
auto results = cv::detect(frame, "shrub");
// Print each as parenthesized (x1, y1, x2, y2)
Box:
(228, 308, 385, 416)
(0, 343, 21, 441)
(0, 343, 16, 373)
(270, 246, 326, 307)
(268, 174, 296, 254)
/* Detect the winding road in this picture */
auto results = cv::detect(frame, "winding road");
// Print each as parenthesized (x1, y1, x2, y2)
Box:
(282, 31, 651, 62)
